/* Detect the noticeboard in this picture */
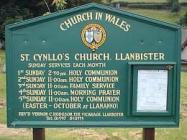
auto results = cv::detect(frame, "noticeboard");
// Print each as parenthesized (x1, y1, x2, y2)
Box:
(6, 3, 181, 128)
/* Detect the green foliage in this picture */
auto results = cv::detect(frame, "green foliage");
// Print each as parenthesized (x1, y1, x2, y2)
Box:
(103, 0, 113, 4)
(126, 8, 186, 24)
(0, 72, 6, 124)
(66, 0, 103, 8)
(0, 108, 6, 124)
(0, 136, 32, 140)
(0, 71, 6, 99)
(0, 50, 5, 65)
(180, 10, 187, 25)
(52, 0, 67, 10)
(0, 0, 57, 42)
(0, 2, 32, 40)
(0, 0, 104, 42)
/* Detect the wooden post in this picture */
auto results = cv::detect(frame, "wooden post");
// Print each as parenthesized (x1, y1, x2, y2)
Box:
(33, 128, 45, 140)
(143, 128, 155, 140)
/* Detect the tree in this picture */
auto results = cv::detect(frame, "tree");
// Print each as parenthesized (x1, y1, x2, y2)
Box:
(0, 0, 103, 46)
(52, 0, 67, 10)
(167, 0, 180, 12)
(0, 0, 32, 41)
(0, 0, 56, 42)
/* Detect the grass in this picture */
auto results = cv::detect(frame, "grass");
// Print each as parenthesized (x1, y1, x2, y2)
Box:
(0, 73, 6, 124)
(0, 136, 32, 140)
(125, 7, 187, 24)
(0, 108, 6, 124)
(0, 50, 5, 65)
(0, 73, 6, 99)
(0, 50, 5, 99)
(0, 50, 6, 124)
(155, 73, 187, 140)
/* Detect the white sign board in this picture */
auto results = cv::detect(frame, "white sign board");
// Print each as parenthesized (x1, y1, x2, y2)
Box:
(137, 70, 168, 112)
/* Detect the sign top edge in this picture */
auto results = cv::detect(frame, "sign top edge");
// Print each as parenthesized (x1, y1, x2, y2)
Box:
(5, 3, 180, 31)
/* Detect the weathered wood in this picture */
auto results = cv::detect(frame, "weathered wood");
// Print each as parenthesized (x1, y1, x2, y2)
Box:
(143, 128, 155, 140)
(33, 128, 45, 140)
